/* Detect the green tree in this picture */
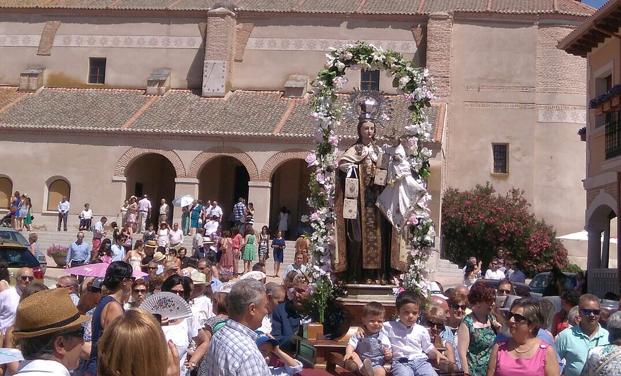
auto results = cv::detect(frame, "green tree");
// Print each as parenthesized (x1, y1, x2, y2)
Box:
(441, 183, 567, 276)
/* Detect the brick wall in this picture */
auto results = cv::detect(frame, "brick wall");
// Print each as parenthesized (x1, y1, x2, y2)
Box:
(537, 25, 586, 95)
(426, 12, 452, 99)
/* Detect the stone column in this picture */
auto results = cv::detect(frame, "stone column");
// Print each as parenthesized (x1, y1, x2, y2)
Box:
(202, 7, 236, 97)
(426, 12, 452, 99)
(172, 178, 199, 225)
(248, 180, 271, 231)
(111, 176, 127, 220)
(602, 220, 611, 268)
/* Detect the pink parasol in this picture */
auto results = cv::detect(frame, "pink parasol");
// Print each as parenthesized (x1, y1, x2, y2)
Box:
(65, 262, 147, 279)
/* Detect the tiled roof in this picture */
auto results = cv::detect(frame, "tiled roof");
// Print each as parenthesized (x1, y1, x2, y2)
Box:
(0, 87, 27, 112)
(0, 87, 444, 142)
(0, 0, 595, 16)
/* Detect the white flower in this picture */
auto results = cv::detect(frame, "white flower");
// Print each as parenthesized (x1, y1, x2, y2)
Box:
(399, 76, 411, 88)
(341, 51, 353, 60)
(335, 61, 346, 72)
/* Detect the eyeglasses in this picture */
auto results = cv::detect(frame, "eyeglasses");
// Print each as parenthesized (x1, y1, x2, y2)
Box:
(580, 309, 601, 316)
(133, 289, 147, 294)
(497, 289, 511, 295)
(20, 276, 34, 281)
(505, 312, 531, 323)
(450, 303, 467, 311)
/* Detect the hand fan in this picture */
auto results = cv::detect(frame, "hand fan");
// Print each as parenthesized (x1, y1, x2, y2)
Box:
(139, 292, 192, 320)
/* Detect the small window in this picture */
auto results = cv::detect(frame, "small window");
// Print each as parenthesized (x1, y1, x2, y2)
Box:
(88, 57, 106, 84)
(47, 179, 71, 211)
(492, 144, 509, 174)
(595, 74, 613, 128)
(0, 177, 12, 209)
(360, 70, 380, 91)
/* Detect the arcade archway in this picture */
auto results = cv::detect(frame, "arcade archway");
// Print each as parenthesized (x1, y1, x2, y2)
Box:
(198, 156, 249, 225)
(125, 153, 176, 226)
(269, 159, 310, 239)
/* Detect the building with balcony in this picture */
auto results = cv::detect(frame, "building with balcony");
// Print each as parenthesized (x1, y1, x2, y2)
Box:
(0, 1, 593, 271)
(560, 0, 621, 296)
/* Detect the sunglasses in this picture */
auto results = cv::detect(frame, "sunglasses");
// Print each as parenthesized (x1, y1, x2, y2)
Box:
(62, 326, 85, 339)
(20, 276, 34, 281)
(497, 289, 511, 295)
(580, 309, 601, 316)
(450, 303, 467, 311)
(505, 312, 530, 323)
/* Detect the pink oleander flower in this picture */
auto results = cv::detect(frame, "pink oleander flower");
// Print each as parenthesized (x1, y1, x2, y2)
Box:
(407, 214, 418, 226)
(310, 212, 321, 222)
(305, 153, 318, 167)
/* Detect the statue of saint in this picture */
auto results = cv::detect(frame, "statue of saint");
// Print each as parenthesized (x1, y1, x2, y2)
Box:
(334, 98, 426, 284)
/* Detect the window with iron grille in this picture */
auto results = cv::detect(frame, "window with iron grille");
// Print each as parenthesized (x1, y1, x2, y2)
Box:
(492, 144, 509, 174)
(88, 58, 106, 84)
(360, 70, 380, 91)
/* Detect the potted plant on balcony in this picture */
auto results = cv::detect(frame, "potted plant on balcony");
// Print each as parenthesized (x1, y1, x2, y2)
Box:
(578, 127, 586, 142)
(47, 245, 68, 267)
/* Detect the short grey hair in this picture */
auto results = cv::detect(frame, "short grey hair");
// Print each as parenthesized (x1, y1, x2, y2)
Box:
(227, 279, 266, 318)
(607, 311, 621, 345)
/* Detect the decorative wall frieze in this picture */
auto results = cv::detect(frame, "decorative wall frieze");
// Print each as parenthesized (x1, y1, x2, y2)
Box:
(463, 101, 535, 109)
(245, 37, 417, 53)
(0, 34, 203, 49)
(537, 104, 586, 124)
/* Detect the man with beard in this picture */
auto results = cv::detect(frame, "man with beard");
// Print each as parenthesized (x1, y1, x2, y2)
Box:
(271, 276, 311, 353)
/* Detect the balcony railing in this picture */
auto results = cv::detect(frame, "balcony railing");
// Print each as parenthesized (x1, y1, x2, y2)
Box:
(605, 110, 621, 159)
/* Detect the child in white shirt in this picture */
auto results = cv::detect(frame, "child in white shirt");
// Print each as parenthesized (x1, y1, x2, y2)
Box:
(256, 334, 303, 376)
(382, 292, 447, 376)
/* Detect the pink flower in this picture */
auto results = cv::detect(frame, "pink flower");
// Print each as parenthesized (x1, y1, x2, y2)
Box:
(407, 214, 418, 225)
(328, 135, 339, 147)
(316, 172, 326, 184)
(305, 152, 318, 167)
(311, 212, 321, 221)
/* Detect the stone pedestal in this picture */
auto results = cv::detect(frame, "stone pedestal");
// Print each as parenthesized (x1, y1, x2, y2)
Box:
(337, 284, 398, 325)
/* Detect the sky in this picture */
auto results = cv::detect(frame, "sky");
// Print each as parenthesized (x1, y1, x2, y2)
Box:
(582, 0, 607, 8)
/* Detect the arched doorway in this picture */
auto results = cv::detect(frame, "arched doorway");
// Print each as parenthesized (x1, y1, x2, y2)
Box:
(269, 159, 310, 239)
(198, 156, 249, 226)
(125, 153, 176, 227)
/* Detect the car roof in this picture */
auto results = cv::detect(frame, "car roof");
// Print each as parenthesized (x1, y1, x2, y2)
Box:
(0, 240, 29, 249)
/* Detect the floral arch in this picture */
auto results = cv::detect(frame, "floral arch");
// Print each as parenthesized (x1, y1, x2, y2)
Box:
(307, 42, 435, 297)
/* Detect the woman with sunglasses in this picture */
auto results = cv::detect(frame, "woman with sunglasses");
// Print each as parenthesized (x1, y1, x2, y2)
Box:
(84, 261, 133, 376)
(457, 284, 499, 376)
(486, 299, 560, 376)
(161, 275, 209, 375)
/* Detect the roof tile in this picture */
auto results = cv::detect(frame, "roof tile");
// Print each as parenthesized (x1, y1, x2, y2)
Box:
(358, 0, 422, 14)
(0, 87, 27, 112)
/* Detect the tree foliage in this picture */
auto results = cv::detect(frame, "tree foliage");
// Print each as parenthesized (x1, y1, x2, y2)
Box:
(441, 183, 567, 276)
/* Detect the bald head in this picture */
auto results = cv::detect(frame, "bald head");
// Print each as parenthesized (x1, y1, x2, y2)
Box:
(430, 295, 449, 312)
(454, 286, 469, 299)
(57, 275, 79, 294)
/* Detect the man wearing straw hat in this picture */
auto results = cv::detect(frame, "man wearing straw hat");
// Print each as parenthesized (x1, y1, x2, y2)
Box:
(13, 288, 89, 376)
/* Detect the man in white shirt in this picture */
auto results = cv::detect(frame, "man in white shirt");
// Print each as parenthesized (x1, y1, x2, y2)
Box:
(169, 222, 184, 249)
(57, 196, 70, 232)
(137, 195, 152, 233)
(79, 203, 93, 231)
(159, 198, 169, 224)
(210, 201, 223, 222)
(484, 258, 506, 280)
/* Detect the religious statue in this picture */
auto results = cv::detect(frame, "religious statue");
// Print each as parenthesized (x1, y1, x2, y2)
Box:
(334, 97, 426, 284)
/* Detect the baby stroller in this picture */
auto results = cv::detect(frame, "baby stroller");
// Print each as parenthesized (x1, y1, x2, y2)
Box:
(0, 212, 12, 227)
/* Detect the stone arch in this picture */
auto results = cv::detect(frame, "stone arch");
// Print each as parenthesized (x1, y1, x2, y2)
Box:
(586, 191, 618, 231)
(189, 147, 259, 180)
(114, 148, 186, 178)
(259, 149, 310, 181)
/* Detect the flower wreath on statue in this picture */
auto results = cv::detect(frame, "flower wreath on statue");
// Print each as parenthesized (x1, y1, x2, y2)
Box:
(305, 41, 437, 312)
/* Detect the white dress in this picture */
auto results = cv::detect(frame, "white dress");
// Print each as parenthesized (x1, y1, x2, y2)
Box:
(157, 228, 170, 247)
(161, 317, 199, 376)
(376, 142, 426, 231)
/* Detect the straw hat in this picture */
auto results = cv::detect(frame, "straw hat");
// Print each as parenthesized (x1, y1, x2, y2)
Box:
(152, 252, 166, 263)
(145, 240, 157, 248)
(190, 270, 207, 285)
(13, 288, 89, 339)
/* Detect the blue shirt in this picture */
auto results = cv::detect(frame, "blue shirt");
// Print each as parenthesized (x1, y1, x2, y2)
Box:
(555, 324, 609, 376)
(66, 241, 91, 264)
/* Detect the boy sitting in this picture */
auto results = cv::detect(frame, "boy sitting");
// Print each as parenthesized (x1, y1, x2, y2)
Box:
(343, 302, 392, 376)
(256, 333, 303, 375)
(382, 292, 447, 376)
